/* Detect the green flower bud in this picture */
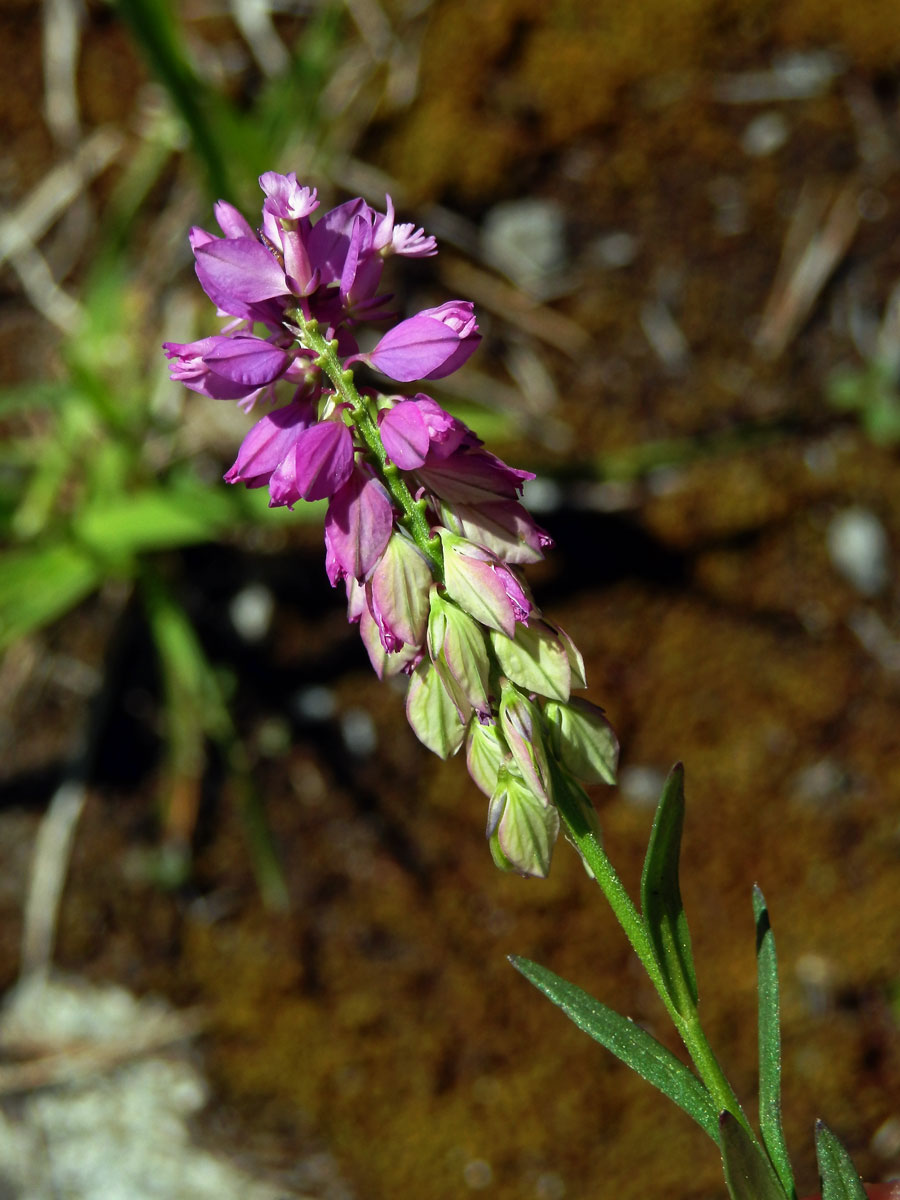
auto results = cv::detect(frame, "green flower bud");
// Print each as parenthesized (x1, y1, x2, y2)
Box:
(556, 625, 587, 689)
(498, 682, 553, 801)
(486, 767, 559, 878)
(406, 658, 468, 759)
(543, 697, 619, 785)
(490, 620, 571, 702)
(466, 719, 508, 797)
(436, 529, 531, 637)
(427, 590, 491, 721)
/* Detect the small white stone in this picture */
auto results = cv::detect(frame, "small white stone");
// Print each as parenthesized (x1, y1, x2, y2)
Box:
(618, 765, 667, 809)
(827, 506, 890, 596)
(482, 199, 566, 292)
(228, 583, 274, 642)
(462, 1159, 493, 1189)
(293, 685, 337, 721)
(341, 707, 377, 756)
(741, 111, 789, 157)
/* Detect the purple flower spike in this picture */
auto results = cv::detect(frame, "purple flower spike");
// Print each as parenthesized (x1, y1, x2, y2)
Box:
(361, 301, 480, 382)
(269, 419, 354, 506)
(224, 399, 315, 489)
(324, 468, 393, 584)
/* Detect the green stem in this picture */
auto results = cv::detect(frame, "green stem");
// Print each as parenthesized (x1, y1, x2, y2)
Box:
(553, 780, 755, 1142)
(287, 308, 443, 579)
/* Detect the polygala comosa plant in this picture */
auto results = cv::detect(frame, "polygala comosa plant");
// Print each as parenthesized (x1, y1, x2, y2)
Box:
(165, 173, 891, 1200)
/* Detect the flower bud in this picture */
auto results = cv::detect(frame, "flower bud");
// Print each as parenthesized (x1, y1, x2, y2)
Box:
(438, 498, 551, 565)
(362, 301, 480, 382)
(557, 625, 587, 690)
(498, 683, 553, 801)
(466, 719, 508, 797)
(269, 417, 354, 506)
(543, 697, 619, 785)
(427, 590, 491, 722)
(359, 605, 421, 679)
(490, 620, 571, 703)
(324, 468, 393, 585)
(437, 530, 531, 638)
(486, 767, 559, 878)
(367, 533, 434, 650)
(406, 658, 468, 759)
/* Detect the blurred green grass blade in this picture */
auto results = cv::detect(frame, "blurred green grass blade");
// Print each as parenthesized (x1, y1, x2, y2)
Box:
(815, 1122, 868, 1200)
(113, 0, 235, 199)
(254, 3, 345, 145)
(720, 1112, 789, 1200)
(640, 763, 699, 1016)
(0, 382, 75, 416)
(0, 543, 103, 651)
(753, 887, 796, 1199)
(510, 955, 719, 1141)
(74, 483, 237, 558)
(142, 567, 288, 911)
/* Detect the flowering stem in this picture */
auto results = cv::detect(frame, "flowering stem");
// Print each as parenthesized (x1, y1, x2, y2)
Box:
(552, 779, 755, 1144)
(287, 309, 443, 579)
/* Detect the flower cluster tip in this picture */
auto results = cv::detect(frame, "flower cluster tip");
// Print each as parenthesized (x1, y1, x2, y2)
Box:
(165, 172, 618, 877)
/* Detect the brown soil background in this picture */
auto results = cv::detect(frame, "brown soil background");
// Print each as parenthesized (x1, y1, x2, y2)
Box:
(2, 2, 900, 1198)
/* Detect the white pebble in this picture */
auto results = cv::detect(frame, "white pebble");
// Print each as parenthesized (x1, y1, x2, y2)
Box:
(827, 507, 890, 596)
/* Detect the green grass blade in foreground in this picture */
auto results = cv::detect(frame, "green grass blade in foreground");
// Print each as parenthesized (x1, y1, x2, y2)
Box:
(753, 886, 796, 1199)
(510, 955, 718, 1141)
(815, 1121, 868, 1200)
(640, 763, 699, 1015)
(720, 1112, 790, 1200)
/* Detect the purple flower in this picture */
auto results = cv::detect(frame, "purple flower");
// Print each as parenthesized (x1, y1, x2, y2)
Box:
(194, 237, 290, 321)
(438, 498, 552, 565)
(359, 302, 480, 382)
(379, 395, 467, 470)
(417, 447, 534, 505)
(259, 172, 319, 222)
(163, 334, 290, 402)
(224, 398, 315, 489)
(324, 468, 394, 584)
(269, 418, 355, 507)
(372, 196, 437, 259)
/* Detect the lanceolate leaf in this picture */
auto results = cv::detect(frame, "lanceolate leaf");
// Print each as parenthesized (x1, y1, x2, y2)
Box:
(753, 886, 796, 1198)
(815, 1121, 868, 1200)
(720, 1111, 790, 1200)
(640, 763, 699, 1015)
(510, 955, 718, 1141)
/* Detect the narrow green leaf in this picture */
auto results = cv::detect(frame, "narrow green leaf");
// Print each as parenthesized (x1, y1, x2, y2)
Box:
(510, 955, 719, 1141)
(640, 762, 699, 1015)
(753, 886, 796, 1198)
(0, 543, 103, 651)
(720, 1111, 789, 1200)
(74, 485, 235, 558)
(815, 1121, 868, 1200)
(113, 0, 234, 199)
